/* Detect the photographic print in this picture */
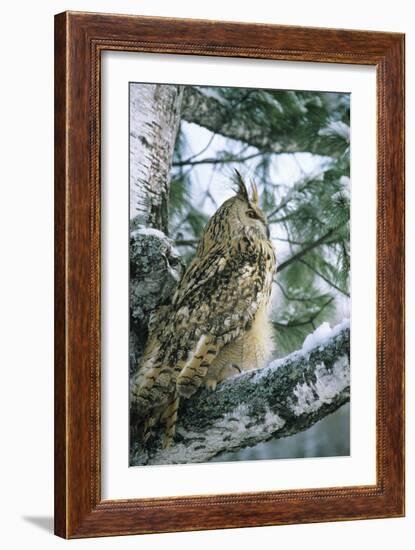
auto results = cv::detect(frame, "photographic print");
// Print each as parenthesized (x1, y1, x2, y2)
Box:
(129, 83, 350, 467)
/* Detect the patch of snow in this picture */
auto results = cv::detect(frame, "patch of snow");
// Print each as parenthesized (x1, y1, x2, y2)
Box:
(195, 86, 227, 105)
(310, 95, 323, 108)
(133, 225, 182, 260)
(288, 91, 308, 114)
(253, 349, 302, 381)
(318, 121, 350, 142)
(301, 319, 349, 355)
(302, 322, 332, 354)
(252, 318, 350, 383)
(332, 191, 347, 202)
(266, 96, 284, 114)
(133, 225, 167, 240)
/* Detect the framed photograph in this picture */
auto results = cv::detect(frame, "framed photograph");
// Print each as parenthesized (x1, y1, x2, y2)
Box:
(54, 11, 405, 538)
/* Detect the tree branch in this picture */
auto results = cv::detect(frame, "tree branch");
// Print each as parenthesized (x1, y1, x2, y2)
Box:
(172, 151, 265, 167)
(180, 86, 344, 158)
(300, 259, 350, 297)
(272, 297, 334, 329)
(174, 238, 199, 247)
(130, 322, 350, 466)
(277, 222, 347, 273)
(267, 175, 322, 220)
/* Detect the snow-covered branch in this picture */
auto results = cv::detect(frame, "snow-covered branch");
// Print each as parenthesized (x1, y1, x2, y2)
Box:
(130, 321, 350, 466)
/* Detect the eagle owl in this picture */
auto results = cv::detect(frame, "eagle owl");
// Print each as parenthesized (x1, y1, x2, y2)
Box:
(131, 171, 276, 448)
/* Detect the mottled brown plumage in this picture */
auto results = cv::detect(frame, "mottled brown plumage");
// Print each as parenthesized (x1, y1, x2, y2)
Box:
(131, 171, 277, 447)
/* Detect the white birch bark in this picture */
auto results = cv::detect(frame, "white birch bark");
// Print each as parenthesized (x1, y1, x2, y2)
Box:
(130, 84, 184, 233)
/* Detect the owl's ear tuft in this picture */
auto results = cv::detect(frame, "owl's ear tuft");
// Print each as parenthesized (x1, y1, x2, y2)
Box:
(233, 169, 250, 203)
(250, 179, 259, 205)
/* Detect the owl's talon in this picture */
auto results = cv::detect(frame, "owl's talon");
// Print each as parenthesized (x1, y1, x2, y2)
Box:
(176, 380, 196, 398)
(205, 379, 217, 391)
(162, 435, 173, 449)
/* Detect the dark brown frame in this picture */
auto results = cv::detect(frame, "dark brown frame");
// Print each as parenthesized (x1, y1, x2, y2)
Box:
(54, 11, 405, 539)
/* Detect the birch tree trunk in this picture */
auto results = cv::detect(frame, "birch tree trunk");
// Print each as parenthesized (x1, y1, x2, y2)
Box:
(129, 84, 184, 370)
(130, 84, 184, 233)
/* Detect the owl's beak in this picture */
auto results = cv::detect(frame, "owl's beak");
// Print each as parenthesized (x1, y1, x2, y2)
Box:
(266, 225, 270, 239)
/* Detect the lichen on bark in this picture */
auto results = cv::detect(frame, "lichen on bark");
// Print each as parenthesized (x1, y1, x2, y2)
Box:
(129, 224, 183, 373)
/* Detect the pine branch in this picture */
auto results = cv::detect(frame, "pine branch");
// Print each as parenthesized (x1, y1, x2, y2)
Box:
(273, 297, 334, 329)
(300, 259, 350, 297)
(267, 175, 324, 221)
(276, 281, 321, 303)
(180, 86, 344, 157)
(277, 222, 347, 273)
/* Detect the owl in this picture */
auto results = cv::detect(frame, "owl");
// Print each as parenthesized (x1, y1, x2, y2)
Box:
(131, 171, 277, 448)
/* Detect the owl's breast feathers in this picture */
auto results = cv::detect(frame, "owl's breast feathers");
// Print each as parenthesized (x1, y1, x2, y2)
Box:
(173, 232, 275, 337)
(132, 231, 276, 417)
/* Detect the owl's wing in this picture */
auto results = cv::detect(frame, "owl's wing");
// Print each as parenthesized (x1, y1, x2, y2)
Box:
(174, 244, 263, 333)
(132, 243, 268, 411)
(171, 244, 228, 308)
(173, 245, 267, 397)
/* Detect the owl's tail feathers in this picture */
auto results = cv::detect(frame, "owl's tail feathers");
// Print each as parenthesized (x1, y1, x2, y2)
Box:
(142, 414, 158, 443)
(161, 393, 180, 449)
(131, 356, 173, 417)
(138, 394, 180, 449)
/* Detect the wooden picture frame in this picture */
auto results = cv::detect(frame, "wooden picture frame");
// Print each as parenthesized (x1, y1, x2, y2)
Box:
(54, 11, 405, 538)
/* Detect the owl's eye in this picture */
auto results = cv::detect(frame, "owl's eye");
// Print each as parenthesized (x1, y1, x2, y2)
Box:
(247, 210, 257, 219)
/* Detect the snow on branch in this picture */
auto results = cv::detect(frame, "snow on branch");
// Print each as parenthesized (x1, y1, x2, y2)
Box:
(130, 321, 350, 466)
